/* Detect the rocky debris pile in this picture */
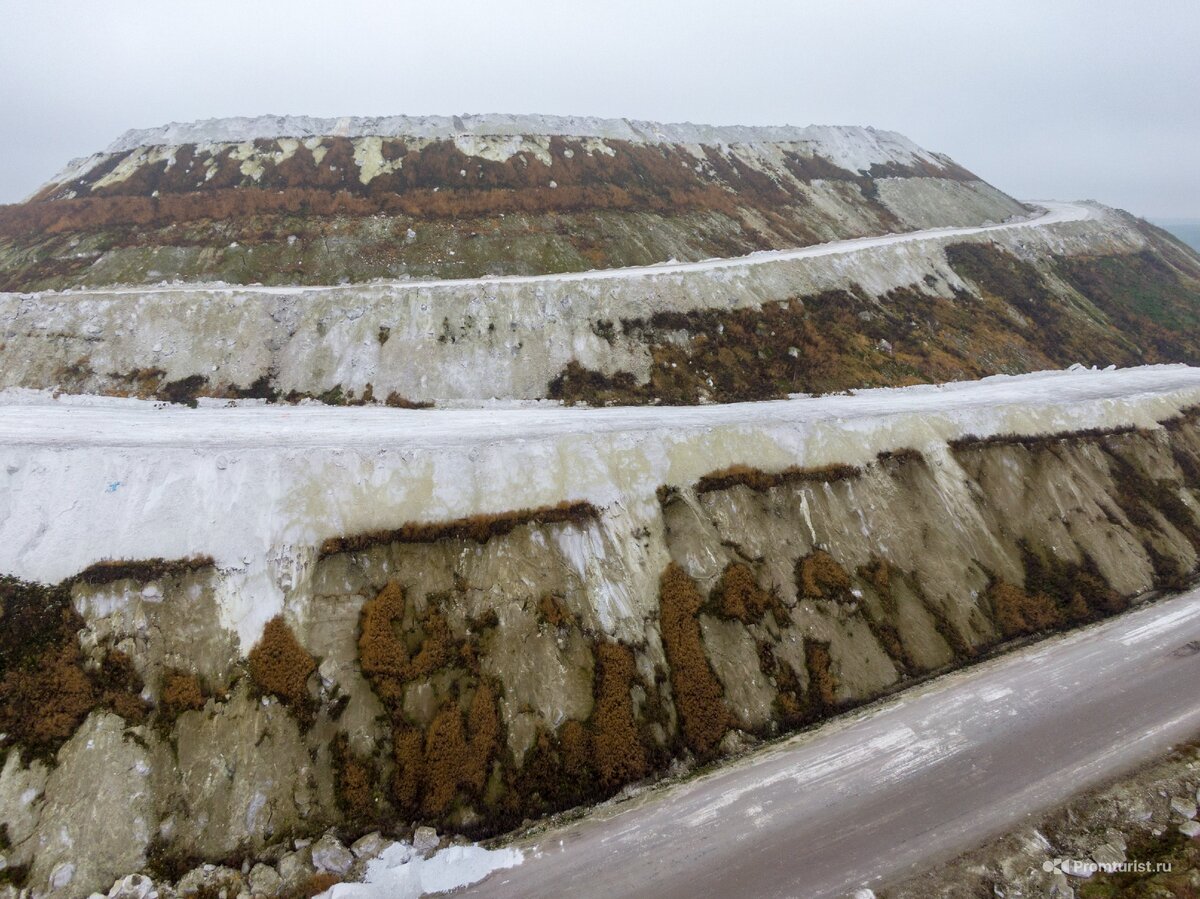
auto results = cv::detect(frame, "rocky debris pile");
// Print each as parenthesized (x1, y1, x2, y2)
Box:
(60, 826, 462, 899)
(882, 741, 1200, 898)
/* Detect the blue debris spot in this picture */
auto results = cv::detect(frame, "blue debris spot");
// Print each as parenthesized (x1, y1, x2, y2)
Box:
(106, 481, 122, 493)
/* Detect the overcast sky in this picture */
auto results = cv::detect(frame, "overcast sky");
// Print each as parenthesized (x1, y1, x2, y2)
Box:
(2, 0, 1196, 217)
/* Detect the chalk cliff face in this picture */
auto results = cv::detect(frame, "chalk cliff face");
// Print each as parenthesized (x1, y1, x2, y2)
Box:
(4, 116, 1200, 897)
(5, 376, 1200, 896)
(0, 115, 1024, 291)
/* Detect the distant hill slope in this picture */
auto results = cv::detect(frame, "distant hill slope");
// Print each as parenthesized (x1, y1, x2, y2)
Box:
(0, 114, 1025, 290)
(1156, 220, 1200, 253)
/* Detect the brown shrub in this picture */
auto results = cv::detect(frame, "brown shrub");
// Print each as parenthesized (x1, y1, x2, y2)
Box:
(465, 680, 501, 793)
(358, 582, 453, 709)
(537, 593, 570, 628)
(155, 374, 208, 408)
(559, 719, 592, 781)
(875, 447, 925, 466)
(160, 669, 205, 719)
(99, 649, 148, 724)
(358, 581, 413, 687)
(332, 733, 376, 823)
(384, 392, 434, 409)
(1, 577, 96, 757)
(73, 555, 214, 586)
(860, 609, 914, 675)
(859, 558, 895, 614)
(247, 616, 316, 709)
(804, 640, 837, 710)
(772, 659, 807, 726)
(590, 642, 649, 788)
(391, 727, 425, 815)
(696, 463, 861, 494)
(320, 500, 599, 557)
(422, 704, 469, 817)
(989, 580, 1064, 639)
(1017, 539, 1127, 622)
(418, 682, 501, 818)
(797, 550, 853, 601)
(658, 564, 731, 758)
(0, 642, 97, 757)
(948, 425, 1135, 453)
(710, 564, 768, 623)
(0, 577, 151, 756)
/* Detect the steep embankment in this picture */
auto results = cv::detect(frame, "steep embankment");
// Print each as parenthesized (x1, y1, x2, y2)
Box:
(0, 115, 1023, 291)
(5, 368, 1200, 895)
(4, 201, 1200, 406)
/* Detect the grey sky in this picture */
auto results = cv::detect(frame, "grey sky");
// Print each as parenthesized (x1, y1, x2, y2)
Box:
(2, 0, 1196, 216)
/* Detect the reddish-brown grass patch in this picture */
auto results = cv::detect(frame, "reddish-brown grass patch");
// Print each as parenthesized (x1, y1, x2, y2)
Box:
(320, 501, 599, 557)
(658, 564, 731, 758)
(247, 616, 316, 709)
(696, 463, 861, 494)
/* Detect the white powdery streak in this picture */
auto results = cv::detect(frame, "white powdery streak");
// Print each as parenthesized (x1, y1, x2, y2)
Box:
(103, 114, 936, 167)
(682, 725, 917, 828)
(1118, 602, 1200, 646)
(322, 843, 523, 899)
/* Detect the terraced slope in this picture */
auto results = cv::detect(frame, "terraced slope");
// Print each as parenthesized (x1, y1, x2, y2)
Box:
(4, 201, 1200, 406)
(0, 114, 1024, 290)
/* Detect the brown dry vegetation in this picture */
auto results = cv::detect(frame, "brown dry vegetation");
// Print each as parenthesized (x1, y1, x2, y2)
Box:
(710, 563, 784, 626)
(73, 555, 214, 586)
(988, 579, 1065, 639)
(353, 581, 502, 824)
(589, 642, 649, 788)
(803, 640, 838, 711)
(537, 592, 571, 629)
(357, 582, 454, 708)
(4, 136, 954, 244)
(419, 682, 501, 818)
(696, 462, 861, 494)
(550, 240, 1200, 406)
(247, 616, 316, 710)
(658, 564, 731, 758)
(159, 669, 205, 720)
(331, 733, 377, 825)
(0, 577, 147, 758)
(797, 550, 854, 602)
(320, 501, 599, 557)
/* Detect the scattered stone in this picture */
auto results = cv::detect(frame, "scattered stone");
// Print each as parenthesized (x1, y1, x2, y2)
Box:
(1048, 868, 1074, 898)
(350, 832, 389, 860)
(107, 873, 156, 898)
(1092, 843, 1125, 868)
(717, 729, 756, 757)
(1180, 820, 1200, 838)
(277, 848, 314, 890)
(1172, 796, 1198, 819)
(311, 833, 354, 875)
(1103, 828, 1127, 853)
(176, 865, 242, 898)
(317, 658, 339, 691)
(248, 863, 281, 896)
(413, 826, 439, 856)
